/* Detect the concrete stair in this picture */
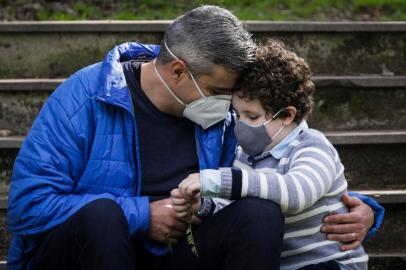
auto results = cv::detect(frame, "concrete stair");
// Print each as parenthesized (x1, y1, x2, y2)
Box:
(1, 76, 405, 135)
(0, 21, 405, 269)
(1, 21, 406, 78)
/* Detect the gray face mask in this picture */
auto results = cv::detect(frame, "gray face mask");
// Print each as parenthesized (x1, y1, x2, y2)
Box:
(234, 109, 285, 157)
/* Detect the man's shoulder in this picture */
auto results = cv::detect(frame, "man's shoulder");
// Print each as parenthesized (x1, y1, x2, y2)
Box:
(50, 62, 103, 118)
(71, 61, 103, 93)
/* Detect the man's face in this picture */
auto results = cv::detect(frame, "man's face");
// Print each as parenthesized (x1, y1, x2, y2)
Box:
(180, 64, 239, 103)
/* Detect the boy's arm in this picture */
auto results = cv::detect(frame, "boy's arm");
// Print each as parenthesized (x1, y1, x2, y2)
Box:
(194, 168, 234, 217)
(202, 142, 337, 214)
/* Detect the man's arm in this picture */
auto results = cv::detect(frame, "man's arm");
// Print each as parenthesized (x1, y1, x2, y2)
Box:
(7, 77, 149, 237)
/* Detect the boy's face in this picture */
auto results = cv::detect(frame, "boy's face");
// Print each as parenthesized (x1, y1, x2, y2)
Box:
(232, 91, 284, 136)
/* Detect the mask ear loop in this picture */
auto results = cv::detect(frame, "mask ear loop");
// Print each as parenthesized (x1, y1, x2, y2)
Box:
(263, 108, 284, 126)
(266, 108, 286, 140)
(164, 40, 207, 99)
(188, 71, 207, 99)
(272, 108, 284, 119)
(153, 59, 186, 106)
(271, 124, 285, 140)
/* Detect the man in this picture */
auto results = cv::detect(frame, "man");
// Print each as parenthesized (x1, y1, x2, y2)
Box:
(7, 5, 383, 270)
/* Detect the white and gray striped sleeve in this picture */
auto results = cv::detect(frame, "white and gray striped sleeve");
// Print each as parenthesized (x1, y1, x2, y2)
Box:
(216, 142, 337, 214)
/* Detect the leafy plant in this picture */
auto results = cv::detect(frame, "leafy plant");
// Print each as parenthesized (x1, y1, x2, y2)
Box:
(185, 203, 199, 257)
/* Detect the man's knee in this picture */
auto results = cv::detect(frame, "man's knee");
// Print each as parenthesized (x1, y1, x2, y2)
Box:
(231, 198, 284, 232)
(75, 199, 129, 240)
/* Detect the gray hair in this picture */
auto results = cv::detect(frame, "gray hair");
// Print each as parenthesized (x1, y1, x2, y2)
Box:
(157, 5, 256, 75)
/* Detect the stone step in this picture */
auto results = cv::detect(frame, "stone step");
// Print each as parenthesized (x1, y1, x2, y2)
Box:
(1, 76, 405, 135)
(368, 253, 406, 270)
(334, 143, 406, 190)
(1, 131, 405, 148)
(0, 134, 405, 189)
(354, 190, 406, 204)
(0, 210, 7, 261)
(363, 203, 406, 254)
(1, 76, 405, 91)
(1, 21, 406, 78)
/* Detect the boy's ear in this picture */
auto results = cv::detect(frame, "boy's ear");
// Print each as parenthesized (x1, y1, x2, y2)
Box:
(282, 106, 297, 125)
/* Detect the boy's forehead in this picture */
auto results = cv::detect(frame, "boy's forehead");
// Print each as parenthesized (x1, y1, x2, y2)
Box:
(232, 93, 264, 111)
(232, 91, 252, 102)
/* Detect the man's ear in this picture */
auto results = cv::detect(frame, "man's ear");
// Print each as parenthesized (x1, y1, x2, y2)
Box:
(282, 106, 297, 125)
(169, 60, 188, 83)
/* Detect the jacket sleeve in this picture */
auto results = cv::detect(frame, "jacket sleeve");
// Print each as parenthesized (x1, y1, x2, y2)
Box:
(7, 76, 150, 237)
(348, 191, 385, 240)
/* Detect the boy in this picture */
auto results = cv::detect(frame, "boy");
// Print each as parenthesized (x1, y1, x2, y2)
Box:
(173, 40, 368, 270)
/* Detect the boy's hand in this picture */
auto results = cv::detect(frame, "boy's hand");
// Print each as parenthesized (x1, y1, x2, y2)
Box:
(178, 173, 201, 198)
(170, 188, 201, 224)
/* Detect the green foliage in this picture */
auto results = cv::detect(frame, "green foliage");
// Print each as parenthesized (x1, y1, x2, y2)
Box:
(186, 204, 199, 258)
(1, 0, 406, 21)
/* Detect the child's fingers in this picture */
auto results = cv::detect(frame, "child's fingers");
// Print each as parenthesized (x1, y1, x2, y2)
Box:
(178, 173, 200, 197)
(170, 188, 184, 198)
(171, 197, 188, 206)
(178, 179, 192, 196)
(184, 181, 201, 197)
(173, 204, 188, 212)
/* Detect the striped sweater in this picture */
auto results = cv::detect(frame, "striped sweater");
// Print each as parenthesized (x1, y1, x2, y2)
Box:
(200, 121, 368, 270)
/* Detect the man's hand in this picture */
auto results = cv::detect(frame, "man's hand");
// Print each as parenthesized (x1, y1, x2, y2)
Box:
(171, 188, 201, 221)
(321, 193, 374, 251)
(148, 198, 191, 244)
(178, 173, 201, 199)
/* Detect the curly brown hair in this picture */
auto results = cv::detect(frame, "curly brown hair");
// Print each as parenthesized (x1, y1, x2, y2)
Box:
(234, 39, 315, 124)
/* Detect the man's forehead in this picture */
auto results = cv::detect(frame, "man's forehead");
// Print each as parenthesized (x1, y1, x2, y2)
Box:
(205, 67, 239, 87)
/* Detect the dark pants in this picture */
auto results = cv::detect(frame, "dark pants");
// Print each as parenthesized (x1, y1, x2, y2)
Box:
(29, 197, 285, 270)
(299, 261, 341, 270)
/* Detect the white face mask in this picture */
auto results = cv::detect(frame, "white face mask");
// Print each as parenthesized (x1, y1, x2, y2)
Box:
(152, 41, 232, 129)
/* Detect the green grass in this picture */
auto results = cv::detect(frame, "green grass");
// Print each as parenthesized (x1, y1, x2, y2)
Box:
(1, 0, 406, 21)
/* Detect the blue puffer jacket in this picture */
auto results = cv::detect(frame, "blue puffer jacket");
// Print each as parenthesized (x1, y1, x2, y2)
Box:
(7, 42, 384, 269)
(6, 42, 238, 269)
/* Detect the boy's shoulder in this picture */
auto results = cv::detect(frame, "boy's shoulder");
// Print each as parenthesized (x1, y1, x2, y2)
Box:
(292, 127, 338, 157)
(299, 127, 330, 144)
